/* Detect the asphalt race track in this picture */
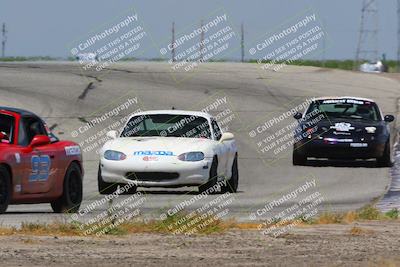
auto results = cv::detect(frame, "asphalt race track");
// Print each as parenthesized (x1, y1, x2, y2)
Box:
(0, 61, 399, 226)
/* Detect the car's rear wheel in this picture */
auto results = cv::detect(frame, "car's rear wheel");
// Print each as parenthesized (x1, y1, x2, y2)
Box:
(51, 162, 82, 213)
(377, 141, 393, 167)
(292, 149, 307, 166)
(199, 156, 218, 193)
(0, 165, 11, 214)
(222, 154, 239, 193)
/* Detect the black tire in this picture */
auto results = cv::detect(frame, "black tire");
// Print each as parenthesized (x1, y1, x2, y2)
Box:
(377, 141, 393, 167)
(51, 162, 82, 213)
(118, 176, 138, 195)
(292, 148, 307, 166)
(222, 154, 239, 193)
(98, 166, 137, 195)
(98, 165, 118, 195)
(0, 165, 11, 214)
(119, 185, 138, 194)
(199, 156, 218, 193)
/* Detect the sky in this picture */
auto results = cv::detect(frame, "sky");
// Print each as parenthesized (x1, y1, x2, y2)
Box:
(0, 0, 398, 60)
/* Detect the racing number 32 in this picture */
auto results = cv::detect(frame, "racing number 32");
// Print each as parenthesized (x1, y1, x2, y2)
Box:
(29, 155, 51, 182)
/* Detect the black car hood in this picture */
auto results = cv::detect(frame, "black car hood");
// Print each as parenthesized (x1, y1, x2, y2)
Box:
(310, 118, 384, 127)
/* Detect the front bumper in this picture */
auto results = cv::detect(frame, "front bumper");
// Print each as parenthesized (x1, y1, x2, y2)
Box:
(294, 139, 386, 159)
(100, 158, 212, 187)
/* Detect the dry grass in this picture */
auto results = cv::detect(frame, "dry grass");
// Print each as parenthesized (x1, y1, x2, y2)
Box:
(0, 227, 17, 236)
(302, 206, 397, 225)
(0, 213, 236, 237)
(349, 225, 373, 236)
(0, 205, 397, 237)
(314, 212, 343, 224)
(342, 211, 358, 224)
(372, 259, 400, 267)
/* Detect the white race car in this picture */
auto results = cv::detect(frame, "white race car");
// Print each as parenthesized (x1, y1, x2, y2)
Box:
(98, 110, 239, 194)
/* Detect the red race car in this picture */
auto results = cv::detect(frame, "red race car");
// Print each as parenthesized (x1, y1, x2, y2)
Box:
(0, 107, 83, 214)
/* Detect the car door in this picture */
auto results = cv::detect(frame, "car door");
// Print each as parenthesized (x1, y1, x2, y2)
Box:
(19, 116, 60, 194)
(211, 119, 230, 177)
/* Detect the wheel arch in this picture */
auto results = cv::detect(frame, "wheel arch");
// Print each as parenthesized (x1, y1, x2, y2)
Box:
(211, 154, 219, 176)
(0, 163, 13, 185)
(71, 160, 83, 174)
(227, 152, 238, 179)
(59, 160, 83, 190)
(66, 160, 83, 178)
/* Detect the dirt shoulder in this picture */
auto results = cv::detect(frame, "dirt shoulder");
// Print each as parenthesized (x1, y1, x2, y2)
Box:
(0, 220, 399, 267)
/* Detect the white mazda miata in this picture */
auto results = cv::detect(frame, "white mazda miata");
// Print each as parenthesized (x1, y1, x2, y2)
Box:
(98, 110, 239, 194)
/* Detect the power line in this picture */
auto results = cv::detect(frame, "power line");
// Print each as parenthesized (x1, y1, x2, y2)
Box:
(199, 20, 204, 62)
(354, 0, 379, 68)
(397, 0, 400, 71)
(241, 22, 244, 62)
(171, 22, 176, 62)
(1, 23, 7, 58)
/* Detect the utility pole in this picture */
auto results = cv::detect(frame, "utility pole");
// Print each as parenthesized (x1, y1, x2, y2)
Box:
(199, 20, 204, 62)
(321, 18, 326, 67)
(397, 0, 400, 71)
(241, 22, 244, 62)
(171, 22, 176, 62)
(1, 23, 7, 58)
(354, 0, 379, 69)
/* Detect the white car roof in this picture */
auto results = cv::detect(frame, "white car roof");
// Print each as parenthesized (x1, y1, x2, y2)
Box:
(312, 96, 375, 103)
(130, 110, 213, 120)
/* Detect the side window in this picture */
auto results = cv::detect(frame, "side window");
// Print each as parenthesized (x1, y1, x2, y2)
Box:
(0, 114, 15, 144)
(211, 119, 222, 141)
(19, 117, 47, 146)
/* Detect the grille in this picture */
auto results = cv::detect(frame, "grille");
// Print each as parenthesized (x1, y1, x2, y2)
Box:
(126, 172, 179, 181)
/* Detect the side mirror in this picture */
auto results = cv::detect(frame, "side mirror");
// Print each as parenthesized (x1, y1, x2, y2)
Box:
(0, 132, 4, 141)
(294, 112, 303, 120)
(220, 132, 234, 142)
(107, 130, 118, 139)
(384, 115, 395, 122)
(30, 135, 51, 148)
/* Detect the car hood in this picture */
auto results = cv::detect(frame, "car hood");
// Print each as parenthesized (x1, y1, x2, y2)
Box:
(101, 137, 217, 158)
(303, 117, 384, 127)
(300, 117, 387, 135)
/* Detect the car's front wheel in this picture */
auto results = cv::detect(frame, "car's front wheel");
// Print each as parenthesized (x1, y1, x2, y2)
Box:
(199, 156, 218, 193)
(292, 149, 307, 166)
(377, 141, 393, 167)
(98, 166, 137, 195)
(0, 165, 11, 214)
(51, 162, 82, 213)
(98, 165, 119, 195)
(222, 154, 239, 193)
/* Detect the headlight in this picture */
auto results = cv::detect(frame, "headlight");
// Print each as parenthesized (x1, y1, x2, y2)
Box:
(365, 127, 376, 134)
(104, 150, 127, 161)
(178, 152, 204, 161)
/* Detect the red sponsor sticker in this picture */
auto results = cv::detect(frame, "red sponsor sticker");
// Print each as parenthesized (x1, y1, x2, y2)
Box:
(143, 156, 158, 161)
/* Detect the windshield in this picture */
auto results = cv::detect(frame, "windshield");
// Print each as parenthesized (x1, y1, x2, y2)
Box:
(306, 99, 381, 121)
(0, 114, 15, 144)
(121, 114, 212, 139)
